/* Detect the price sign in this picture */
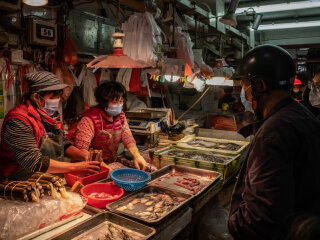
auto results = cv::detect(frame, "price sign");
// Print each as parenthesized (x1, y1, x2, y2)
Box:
(40, 27, 54, 37)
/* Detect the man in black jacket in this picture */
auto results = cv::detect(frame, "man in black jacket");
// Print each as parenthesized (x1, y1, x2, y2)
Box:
(228, 45, 320, 240)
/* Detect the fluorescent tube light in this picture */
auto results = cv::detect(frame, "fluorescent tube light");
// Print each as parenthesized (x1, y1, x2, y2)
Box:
(258, 20, 320, 30)
(236, 1, 320, 14)
(206, 77, 234, 86)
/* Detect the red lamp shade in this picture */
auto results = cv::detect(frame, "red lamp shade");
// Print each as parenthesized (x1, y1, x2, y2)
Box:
(87, 32, 148, 69)
(87, 49, 147, 68)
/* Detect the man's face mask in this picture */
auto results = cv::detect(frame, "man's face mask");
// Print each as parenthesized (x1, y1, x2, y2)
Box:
(240, 86, 253, 112)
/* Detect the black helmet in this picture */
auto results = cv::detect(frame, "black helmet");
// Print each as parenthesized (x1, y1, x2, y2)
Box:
(237, 44, 296, 90)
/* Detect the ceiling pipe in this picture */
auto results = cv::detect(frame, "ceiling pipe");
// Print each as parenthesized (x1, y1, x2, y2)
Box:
(196, 2, 212, 18)
(220, 0, 240, 27)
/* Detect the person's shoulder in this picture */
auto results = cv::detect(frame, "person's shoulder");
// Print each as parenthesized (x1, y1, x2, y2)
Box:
(81, 106, 101, 117)
(259, 102, 320, 139)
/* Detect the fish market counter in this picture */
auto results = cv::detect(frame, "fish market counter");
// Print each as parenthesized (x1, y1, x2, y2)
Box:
(6, 166, 236, 240)
(46, 164, 235, 240)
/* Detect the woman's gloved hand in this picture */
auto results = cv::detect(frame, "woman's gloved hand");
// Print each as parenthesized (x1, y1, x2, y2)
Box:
(134, 154, 147, 171)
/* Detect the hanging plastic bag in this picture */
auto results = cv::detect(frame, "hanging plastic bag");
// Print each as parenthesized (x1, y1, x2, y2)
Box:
(174, 27, 194, 69)
(116, 68, 132, 91)
(99, 69, 113, 85)
(63, 26, 78, 66)
(193, 49, 214, 77)
(79, 65, 97, 107)
(122, 12, 162, 67)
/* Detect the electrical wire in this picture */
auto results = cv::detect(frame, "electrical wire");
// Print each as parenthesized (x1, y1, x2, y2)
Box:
(177, 86, 212, 121)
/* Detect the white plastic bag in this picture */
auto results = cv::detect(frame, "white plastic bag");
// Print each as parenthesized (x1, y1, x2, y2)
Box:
(79, 65, 98, 107)
(174, 27, 194, 69)
(0, 192, 86, 240)
(193, 49, 214, 77)
(122, 12, 162, 67)
(116, 68, 132, 91)
(99, 69, 113, 85)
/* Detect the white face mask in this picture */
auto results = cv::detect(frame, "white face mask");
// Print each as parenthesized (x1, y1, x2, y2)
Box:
(105, 104, 123, 116)
(240, 87, 253, 112)
(44, 98, 60, 115)
(309, 85, 320, 108)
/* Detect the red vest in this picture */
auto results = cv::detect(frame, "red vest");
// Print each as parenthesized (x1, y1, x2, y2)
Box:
(80, 106, 125, 162)
(0, 101, 45, 178)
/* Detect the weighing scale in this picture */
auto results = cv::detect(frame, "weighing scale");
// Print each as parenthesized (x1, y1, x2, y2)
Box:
(126, 108, 170, 145)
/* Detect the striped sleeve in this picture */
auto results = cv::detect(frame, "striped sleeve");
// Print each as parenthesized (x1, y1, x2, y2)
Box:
(3, 119, 50, 173)
(74, 117, 95, 150)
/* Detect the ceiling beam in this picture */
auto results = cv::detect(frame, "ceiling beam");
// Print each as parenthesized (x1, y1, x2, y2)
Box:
(176, 0, 249, 41)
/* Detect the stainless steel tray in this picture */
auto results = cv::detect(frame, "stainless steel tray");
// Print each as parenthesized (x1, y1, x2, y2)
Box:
(149, 165, 221, 197)
(17, 213, 84, 240)
(126, 109, 168, 119)
(49, 212, 156, 240)
(176, 135, 250, 156)
(107, 186, 192, 225)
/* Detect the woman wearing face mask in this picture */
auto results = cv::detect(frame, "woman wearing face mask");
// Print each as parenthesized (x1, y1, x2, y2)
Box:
(301, 72, 320, 118)
(74, 82, 147, 170)
(0, 71, 101, 181)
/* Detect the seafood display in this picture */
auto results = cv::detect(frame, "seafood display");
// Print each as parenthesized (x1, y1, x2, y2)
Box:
(173, 175, 201, 195)
(74, 222, 145, 240)
(186, 139, 242, 151)
(89, 192, 120, 199)
(108, 186, 191, 223)
(51, 212, 155, 240)
(164, 149, 230, 163)
(150, 166, 220, 196)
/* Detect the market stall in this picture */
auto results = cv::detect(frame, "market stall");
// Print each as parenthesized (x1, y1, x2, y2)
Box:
(1, 0, 320, 240)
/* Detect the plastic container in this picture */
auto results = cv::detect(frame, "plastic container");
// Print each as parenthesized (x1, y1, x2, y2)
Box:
(64, 166, 110, 186)
(110, 168, 151, 191)
(81, 182, 124, 208)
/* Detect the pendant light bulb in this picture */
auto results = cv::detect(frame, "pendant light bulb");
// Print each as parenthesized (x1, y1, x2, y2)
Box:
(23, 0, 48, 6)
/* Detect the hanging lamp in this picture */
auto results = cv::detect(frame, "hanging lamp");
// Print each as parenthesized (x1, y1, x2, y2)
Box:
(87, 0, 147, 69)
(23, 0, 48, 6)
(219, 0, 240, 27)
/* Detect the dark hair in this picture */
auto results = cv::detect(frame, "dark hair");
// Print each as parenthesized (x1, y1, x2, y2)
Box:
(94, 81, 127, 107)
(21, 90, 63, 103)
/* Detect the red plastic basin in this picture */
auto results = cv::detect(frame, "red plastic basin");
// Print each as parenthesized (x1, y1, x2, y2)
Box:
(81, 183, 124, 209)
(64, 166, 110, 186)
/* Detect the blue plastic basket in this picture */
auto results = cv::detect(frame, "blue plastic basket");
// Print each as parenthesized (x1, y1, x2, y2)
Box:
(110, 168, 151, 191)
